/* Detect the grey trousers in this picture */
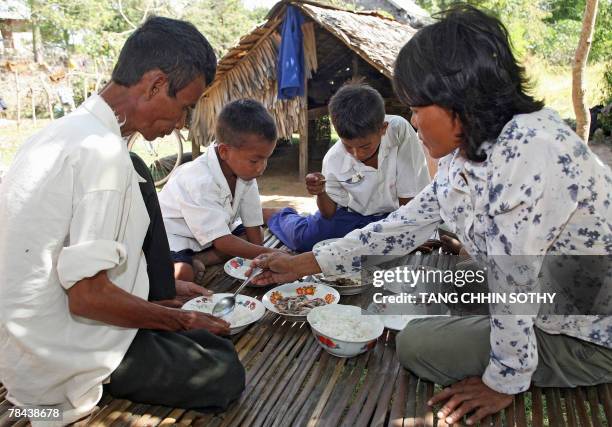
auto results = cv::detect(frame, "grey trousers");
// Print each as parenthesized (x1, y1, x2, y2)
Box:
(107, 328, 245, 411)
(396, 316, 612, 388)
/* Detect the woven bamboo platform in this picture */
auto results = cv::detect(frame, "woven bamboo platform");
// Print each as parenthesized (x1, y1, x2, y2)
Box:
(0, 235, 610, 426)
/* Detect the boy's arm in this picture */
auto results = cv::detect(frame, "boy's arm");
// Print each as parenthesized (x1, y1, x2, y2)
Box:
(213, 233, 279, 259)
(245, 225, 264, 245)
(317, 192, 337, 219)
(306, 172, 337, 219)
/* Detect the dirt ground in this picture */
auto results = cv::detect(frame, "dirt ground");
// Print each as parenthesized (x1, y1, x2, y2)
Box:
(257, 142, 321, 214)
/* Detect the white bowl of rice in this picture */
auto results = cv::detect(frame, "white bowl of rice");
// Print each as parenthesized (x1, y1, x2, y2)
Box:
(307, 304, 384, 357)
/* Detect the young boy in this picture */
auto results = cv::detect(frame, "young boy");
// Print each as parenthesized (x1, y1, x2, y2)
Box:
(266, 82, 431, 252)
(160, 99, 280, 281)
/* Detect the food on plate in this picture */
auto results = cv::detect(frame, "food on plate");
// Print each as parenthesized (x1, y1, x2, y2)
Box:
(271, 294, 327, 315)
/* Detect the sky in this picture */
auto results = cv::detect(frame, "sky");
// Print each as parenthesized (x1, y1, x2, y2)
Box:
(242, 0, 279, 10)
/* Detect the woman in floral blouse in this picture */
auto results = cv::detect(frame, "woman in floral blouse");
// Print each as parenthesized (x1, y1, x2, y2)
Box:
(251, 4, 612, 424)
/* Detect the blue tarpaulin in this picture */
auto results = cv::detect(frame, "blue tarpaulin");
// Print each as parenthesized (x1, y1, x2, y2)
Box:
(277, 5, 305, 100)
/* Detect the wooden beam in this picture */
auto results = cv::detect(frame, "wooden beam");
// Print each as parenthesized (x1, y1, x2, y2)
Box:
(308, 105, 328, 120)
(299, 77, 309, 181)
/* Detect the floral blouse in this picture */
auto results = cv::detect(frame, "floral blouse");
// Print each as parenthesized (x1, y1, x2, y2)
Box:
(314, 108, 612, 394)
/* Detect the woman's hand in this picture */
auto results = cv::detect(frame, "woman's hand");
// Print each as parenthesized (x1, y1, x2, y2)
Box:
(248, 252, 302, 285)
(428, 377, 513, 425)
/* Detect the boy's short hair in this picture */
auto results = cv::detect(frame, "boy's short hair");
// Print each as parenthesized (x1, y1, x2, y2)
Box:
(216, 99, 277, 147)
(393, 4, 543, 162)
(328, 81, 385, 140)
(112, 16, 217, 97)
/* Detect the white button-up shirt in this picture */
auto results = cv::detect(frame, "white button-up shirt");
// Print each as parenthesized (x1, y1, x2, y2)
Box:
(0, 94, 150, 424)
(322, 115, 431, 216)
(314, 109, 612, 394)
(159, 145, 264, 252)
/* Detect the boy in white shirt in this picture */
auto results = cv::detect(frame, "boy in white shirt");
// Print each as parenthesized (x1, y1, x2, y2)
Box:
(160, 99, 280, 281)
(266, 82, 431, 251)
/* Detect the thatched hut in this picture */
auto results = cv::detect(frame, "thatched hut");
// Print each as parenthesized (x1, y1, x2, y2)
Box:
(191, 0, 420, 179)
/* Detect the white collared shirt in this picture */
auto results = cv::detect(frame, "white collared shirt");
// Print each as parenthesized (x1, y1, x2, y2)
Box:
(159, 145, 264, 252)
(314, 108, 612, 395)
(0, 94, 150, 424)
(322, 115, 430, 216)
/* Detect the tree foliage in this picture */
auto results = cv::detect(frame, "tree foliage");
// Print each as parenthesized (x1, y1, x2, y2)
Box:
(415, 0, 611, 65)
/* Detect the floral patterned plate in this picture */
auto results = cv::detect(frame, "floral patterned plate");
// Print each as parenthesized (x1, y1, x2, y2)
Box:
(182, 293, 265, 335)
(262, 281, 340, 321)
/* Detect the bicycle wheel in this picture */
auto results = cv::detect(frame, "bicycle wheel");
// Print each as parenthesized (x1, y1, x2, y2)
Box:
(127, 130, 184, 187)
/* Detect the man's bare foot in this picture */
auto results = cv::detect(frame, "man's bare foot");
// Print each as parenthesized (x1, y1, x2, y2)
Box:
(263, 207, 282, 224)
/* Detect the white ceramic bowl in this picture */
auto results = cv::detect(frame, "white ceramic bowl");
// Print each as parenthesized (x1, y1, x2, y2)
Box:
(307, 304, 384, 357)
(262, 281, 340, 321)
(182, 293, 265, 335)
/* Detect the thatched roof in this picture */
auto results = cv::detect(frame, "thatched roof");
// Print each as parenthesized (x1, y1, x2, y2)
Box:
(191, 0, 418, 146)
(0, 0, 30, 21)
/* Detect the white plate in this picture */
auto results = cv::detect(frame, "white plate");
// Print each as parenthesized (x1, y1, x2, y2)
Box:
(182, 293, 265, 335)
(262, 281, 340, 321)
(224, 257, 251, 280)
(312, 238, 340, 252)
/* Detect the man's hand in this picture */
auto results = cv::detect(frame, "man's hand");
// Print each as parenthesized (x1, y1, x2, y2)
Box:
(181, 311, 231, 335)
(153, 280, 212, 308)
(305, 172, 326, 196)
(428, 377, 513, 425)
(248, 252, 302, 285)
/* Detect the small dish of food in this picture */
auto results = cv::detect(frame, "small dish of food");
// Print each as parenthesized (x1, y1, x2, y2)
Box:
(262, 282, 340, 321)
(182, 293, 265, 335)
(310, 273, 366, 296)
(307, 304, 384, 357)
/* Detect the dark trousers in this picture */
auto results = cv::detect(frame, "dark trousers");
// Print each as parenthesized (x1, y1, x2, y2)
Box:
(105, 154, 245, 410)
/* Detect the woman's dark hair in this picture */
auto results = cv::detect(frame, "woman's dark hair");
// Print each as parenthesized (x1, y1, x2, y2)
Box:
(393, 4, 543, 161)
(216, 99, 278, 147)
(112, 16, 217, 97)
(328, 81, 385, 139)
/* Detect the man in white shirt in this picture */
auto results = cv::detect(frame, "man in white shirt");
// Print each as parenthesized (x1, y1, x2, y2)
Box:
(0, 17, 244, 425)
(267, 82, 431, 251)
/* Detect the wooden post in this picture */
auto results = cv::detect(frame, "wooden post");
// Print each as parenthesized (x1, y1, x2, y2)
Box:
(14, 72, 21, 130)
(572, 0, 599, 142)
(299, 73, 309, 181)
(39, 75, 54, 120)
(30, 86, 37, 125)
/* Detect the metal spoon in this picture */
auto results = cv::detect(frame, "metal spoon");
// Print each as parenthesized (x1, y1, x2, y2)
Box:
(212, 267, 263, 317)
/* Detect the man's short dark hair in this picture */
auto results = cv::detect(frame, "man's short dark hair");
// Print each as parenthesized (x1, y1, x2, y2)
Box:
(393, 4, 543, 162)
(112, 16, 217, 97)
(216, 99, 277, 147)
(328, 81, 386, 140)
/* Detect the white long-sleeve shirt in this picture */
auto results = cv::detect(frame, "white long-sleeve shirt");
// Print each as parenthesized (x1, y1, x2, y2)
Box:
(0, 94, 149, 424)
(314, 108, 612, 394)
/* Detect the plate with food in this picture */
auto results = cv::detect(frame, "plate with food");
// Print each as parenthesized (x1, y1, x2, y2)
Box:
(182, 293, 265, 335)
(262, 282, 340, 321)
(224, 257, 251, 280)
(310, 273, 366, 295)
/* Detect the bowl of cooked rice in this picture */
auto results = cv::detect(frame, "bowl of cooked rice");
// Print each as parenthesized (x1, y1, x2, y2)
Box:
(307, 304, 384, 357)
